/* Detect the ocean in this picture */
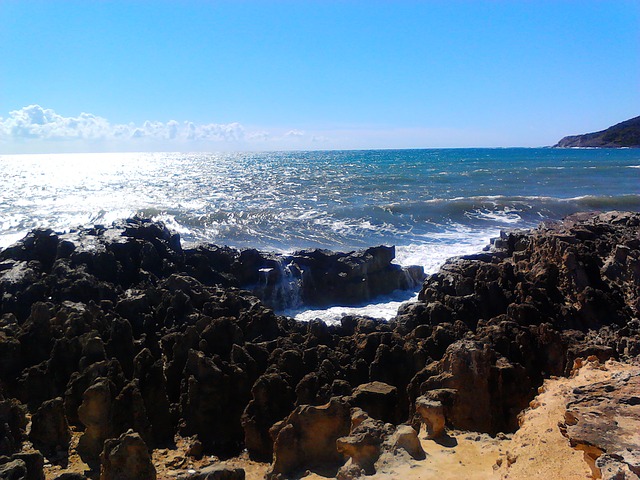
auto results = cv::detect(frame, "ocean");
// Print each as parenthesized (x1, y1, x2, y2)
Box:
(1, 148, 639, 322)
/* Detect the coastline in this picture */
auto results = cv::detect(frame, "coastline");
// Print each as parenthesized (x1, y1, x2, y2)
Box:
(0, 211, 638, 479)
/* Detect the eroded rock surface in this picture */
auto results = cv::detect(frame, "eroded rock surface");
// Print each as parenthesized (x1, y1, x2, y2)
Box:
(562, 363, 640, 478)
(0, 213, 637, 478)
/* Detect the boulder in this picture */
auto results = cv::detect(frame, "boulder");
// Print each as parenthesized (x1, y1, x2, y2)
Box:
(414, 396, 445, 439)
(336, 409, 391, 475)
(177, 464, 245, 480)
(0, 399, 27, 456)
(11, 452, 44, 480)
(349, 382, 399, 425)
(268, 397, 351, 478)
(246, 246, 425, 310)
(99, 430, 156, 480)
(385, 424, 425, 460)
(0, 458, 27, 479)
(28, 397, 70, 457)
(77, 378, 116, 469)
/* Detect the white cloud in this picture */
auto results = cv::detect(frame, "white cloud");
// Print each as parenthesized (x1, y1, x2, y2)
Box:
(0, 105, 245, 145)
(284, 129, 305, 137)
(1, 105, 112, 140)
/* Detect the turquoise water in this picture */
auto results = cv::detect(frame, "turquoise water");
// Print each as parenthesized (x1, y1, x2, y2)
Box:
(1, 148, 639, 307)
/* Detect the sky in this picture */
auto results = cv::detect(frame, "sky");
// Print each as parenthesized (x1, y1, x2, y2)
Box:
(1, 0, 639, 153)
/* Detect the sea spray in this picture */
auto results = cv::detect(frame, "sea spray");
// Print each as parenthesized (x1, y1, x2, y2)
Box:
(256, 259, 304, 311)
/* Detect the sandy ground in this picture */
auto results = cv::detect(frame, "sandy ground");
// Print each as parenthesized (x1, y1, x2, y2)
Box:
(41, 358, 636, 479)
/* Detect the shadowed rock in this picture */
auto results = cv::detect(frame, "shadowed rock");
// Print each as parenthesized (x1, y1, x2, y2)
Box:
(29, 397, 70, 458)
(99, 430, 156, 480)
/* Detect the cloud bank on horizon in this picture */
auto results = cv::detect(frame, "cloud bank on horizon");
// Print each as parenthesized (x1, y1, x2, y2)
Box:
(0, 105, 262, 151)
(0, 105, 496, 153)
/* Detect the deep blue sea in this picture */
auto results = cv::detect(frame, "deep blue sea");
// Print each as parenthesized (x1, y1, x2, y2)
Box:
(2, 148, 639, 321)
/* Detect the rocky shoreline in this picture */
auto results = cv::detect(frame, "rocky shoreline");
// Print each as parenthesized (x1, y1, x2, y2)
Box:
(0, 211, 639, 479)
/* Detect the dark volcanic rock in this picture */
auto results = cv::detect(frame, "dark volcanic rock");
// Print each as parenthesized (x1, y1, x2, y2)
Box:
(249, 246, 425, 310)
(0, 213, 638, 476)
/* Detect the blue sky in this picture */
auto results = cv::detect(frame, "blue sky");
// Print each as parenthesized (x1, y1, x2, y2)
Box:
(1, 0, 638, 152)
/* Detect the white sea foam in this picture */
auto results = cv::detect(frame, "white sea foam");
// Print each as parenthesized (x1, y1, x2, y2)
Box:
(0, 231, 29, 249)
(289, 290, 419, 325)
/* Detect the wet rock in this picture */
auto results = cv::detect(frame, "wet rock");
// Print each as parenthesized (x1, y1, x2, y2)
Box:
(246, 246, 425, 310)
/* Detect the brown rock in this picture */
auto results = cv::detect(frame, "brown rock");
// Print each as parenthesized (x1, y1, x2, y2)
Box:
(28, 397, 70, 457)
(349, 381, 399, 425)
(99, 429, 156, 480)
(562, 369, 640, 478)
(336, 410, 389, 475)
(241, 373, 294, 461)
(268, 397, 351, 478)
(77, 378, 116, 469)
(385, 424, 425, 460)
(414, 396, 445, 439)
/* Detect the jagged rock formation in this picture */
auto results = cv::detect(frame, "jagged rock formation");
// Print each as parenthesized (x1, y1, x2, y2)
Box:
(0, 212, 638, 478)
(554, 116, 640, 148)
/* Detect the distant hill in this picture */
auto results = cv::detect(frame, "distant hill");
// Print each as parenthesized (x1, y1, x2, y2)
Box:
(554, 116, 640, 148)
